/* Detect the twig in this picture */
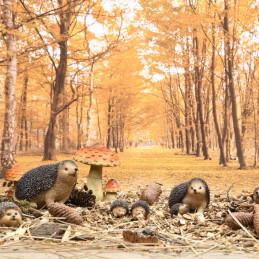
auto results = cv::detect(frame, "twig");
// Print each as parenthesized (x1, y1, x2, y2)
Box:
(158, 234, 187, 245)
(227, 209, 258, 242)
(227, 182, 237, 202)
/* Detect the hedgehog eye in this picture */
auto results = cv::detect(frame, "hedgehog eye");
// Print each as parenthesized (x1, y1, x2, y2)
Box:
(199, 187, 201, 189)
(15, 212, 18, 215)
(65, 167, 68, 171)
(191, 187, 193, 190)
(7, 213, 11, 216)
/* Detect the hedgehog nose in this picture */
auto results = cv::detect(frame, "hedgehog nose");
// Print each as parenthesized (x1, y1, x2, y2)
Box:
(75, 168, 78, 172)
(193, 189, 197, 193)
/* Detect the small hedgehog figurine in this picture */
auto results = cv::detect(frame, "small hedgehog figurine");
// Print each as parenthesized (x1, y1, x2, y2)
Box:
(251, 187, 259, 204)
(15, 160, 78, 208)
(169, 178, 210, 219)
(110, 199, 129, 218)
(131, 200, 150, 220)
(0, 202, 22, 227)
(170, 203, 189, 216)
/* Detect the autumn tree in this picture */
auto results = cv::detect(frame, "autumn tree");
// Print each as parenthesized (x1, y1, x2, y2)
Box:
(0, 0, 17, 178)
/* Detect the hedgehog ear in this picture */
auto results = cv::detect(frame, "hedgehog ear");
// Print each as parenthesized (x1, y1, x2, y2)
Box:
(250, 194, 254, 200)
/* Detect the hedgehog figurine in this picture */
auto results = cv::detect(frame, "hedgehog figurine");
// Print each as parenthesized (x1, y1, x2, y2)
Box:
(0, 202, 22, 227)
(170, 203, 189, 216)
(15, 160, 78, 209)
(131, 200, 150, 220)
(250, 187, 259, 204)
(169, 178, 210, 220)
(110, 199, 129, 218)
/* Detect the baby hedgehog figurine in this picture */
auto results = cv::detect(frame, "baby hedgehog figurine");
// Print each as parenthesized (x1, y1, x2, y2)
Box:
(169, 178, 210, 219)
(131, 200, 150, 220)
(0, 202, 22, 226)
(15, 160, 78, 208)
(251, 187, 259, 204)
(170, 203, 189, 216)
(110, 199, 129, 218)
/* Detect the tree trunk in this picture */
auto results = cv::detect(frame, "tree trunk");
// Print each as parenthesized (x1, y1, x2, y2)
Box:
(211, 17, 226, 166)
(184, 71, 191, 155)
(0, 0, 17, 178)
(61, 81, 69, 151)
(85, 60, 94, 146)
(224, 0, 246, 169)
(106, 98, 113, 149)
(43, 0, 75, 160)
(96, 99, 102, 140)
(194, 35, 210, 160)
(19, 75, 28, 152)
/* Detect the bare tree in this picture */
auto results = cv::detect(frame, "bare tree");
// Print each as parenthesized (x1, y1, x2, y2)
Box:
(224, 0, 246, 169)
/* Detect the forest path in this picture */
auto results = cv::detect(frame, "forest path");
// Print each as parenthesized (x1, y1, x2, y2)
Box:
(5, 146, 258, 197)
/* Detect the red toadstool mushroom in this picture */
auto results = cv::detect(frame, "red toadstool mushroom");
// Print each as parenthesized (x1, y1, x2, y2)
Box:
(4, 166, 27, 198)
(104, 179, 121, 201)
(74, 143, 120, 201)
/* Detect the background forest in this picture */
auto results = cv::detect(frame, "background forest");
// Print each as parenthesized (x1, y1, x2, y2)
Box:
(0, 0, 258, 178)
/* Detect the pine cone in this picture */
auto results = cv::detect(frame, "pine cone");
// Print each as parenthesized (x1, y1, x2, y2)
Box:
(48, 202, 83, 225)
(253, 204, 259, 236)
(140, 183, 162, 205)
(225, 212, 253, 229)
(67, 189, 96, 208)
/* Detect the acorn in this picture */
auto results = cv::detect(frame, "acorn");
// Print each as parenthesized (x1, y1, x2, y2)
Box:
(140, 183, 162, 205)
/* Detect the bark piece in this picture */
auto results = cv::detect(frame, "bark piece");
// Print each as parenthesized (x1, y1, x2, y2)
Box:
(48, 202, 83, 225)
(225, 212, 253, 229)
(123, 228, 158, 243)
(30, 222, 68, 239)
(140, 183, 162, 205)
(253, 204, 259, 236)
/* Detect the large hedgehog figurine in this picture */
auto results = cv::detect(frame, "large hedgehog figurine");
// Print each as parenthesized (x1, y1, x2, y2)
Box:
(15, 160, 78, 208)
(169, 178, 210, 218)
(0, 202, 22, 226)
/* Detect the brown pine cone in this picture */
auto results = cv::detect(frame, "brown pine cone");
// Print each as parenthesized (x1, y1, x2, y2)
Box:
(140, 183, 162, 205)
(225, 212, 253, 229)
(253, 204, 259, 236)
(48, 202, 83, 225)
(67, 189, 96, 208)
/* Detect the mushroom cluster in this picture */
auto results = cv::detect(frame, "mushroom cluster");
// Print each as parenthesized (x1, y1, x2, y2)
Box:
(74, 144, 120, 201)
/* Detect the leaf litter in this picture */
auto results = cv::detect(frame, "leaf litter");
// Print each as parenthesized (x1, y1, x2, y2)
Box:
(0, 147, 258, 257)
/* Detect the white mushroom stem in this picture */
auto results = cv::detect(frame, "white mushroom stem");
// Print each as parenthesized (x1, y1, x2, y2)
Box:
(87, 165, 104, 201)
(103, 192, 117, 201)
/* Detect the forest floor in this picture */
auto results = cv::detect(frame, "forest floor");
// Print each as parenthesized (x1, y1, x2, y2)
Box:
(0, 147, 258, 258)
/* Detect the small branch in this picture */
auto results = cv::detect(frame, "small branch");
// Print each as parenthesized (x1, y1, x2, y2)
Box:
(227, 182, 236, 202)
